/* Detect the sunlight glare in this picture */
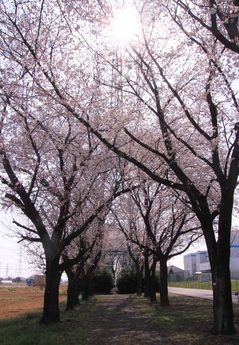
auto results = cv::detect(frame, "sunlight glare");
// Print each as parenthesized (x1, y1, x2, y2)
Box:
(111, 9, 140, 45)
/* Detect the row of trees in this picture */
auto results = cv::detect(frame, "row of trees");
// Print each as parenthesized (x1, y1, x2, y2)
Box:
(0, 0, 239, 335)
(110, 181, 201, 305)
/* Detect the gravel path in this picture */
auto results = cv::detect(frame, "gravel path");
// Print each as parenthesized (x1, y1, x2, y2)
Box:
(86, 294, 169, 345)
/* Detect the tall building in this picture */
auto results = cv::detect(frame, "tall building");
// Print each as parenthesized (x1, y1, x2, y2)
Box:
(184, 251, 210, 279)
(184, 236, 239, 280)
(230, 235, 239, 279)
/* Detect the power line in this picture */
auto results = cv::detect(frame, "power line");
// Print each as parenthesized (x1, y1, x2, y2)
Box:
(14, 242, 23, 277)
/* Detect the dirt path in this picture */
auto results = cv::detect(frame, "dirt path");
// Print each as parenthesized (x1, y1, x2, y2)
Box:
(85, 294, 169, 345)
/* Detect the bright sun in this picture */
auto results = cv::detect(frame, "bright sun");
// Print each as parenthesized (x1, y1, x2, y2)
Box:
(111, 9, 140, 45)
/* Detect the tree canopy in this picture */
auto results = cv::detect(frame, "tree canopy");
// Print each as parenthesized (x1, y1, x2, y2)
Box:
(0, 0, 239, 334)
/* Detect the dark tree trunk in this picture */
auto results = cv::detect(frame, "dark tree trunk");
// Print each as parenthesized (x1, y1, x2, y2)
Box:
(201, 193, 236, 335)
(39, 258, 62, 324)
(144, 249, 150, 298)
(65, 267, 81, 311)
(207, 196, 236, 335)
(88, 271, 95, 296)
(159, 258, 170, 307)
(81, 271, 90, 300)
(149, 260, 157, 302)
(211, 263, 235, 334)
(136, 264, 144, 296)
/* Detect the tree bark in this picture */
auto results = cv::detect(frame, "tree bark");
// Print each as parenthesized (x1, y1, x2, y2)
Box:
(209, 191, 236, 334)
(149, 260, 157, 302)
(39, 258, 62, 324)
(211, 263, 235, 334)
(159, 258, 170, 307)
(65, 267, 81, 311)
(81, 271, 91, 300)
(144, 249, 150, 298)
(136, 264, 144, 296)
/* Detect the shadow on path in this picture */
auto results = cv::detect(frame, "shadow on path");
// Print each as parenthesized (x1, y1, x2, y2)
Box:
(86, 294, 168, 345)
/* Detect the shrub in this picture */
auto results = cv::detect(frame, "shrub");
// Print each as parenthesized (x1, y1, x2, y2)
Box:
(94, 268, 114, 294)
(117, 268, 137, 294)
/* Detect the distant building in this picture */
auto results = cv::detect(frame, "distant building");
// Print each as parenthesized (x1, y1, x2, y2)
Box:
(184, 251, 209, 280)
(26, 274, 45, 289)
(230, 235, 239, 279)
(184, 236, 239, 280)
(168, 265, 184, 282)
(0, 280, 13, 284)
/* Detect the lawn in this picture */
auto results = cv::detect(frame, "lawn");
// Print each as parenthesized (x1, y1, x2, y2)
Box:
(168, 280, 239, 292)
(132, 294, 239, 345)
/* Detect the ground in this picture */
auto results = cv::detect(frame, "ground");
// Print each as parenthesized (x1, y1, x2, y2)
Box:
(0, 285, 65, 319)
(0, 286, 44, 318)
(0, 285, 168, 344)
(0, 285, 169, 344)
(85, 294, 168, 345)
(0, 285, 238, 345)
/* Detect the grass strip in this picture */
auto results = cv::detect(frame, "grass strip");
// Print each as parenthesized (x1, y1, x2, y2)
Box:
(132, 293, 239, 345)
(0, 299, 96, 345)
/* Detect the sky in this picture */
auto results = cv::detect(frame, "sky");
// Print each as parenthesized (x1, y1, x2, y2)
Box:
(0, 211, 35, 279)
(168, 241, 207, 269)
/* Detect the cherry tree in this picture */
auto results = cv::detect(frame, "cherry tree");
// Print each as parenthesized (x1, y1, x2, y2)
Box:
(61, 0, 239, 333)
(100, 222, 137, 287)
(0, 0, 117, 323)
(110, 199, 146, 295)
(131, 183, 201, 306)
(87, 1, 239, 334)
(1, 0, 239, 334)
(65, 218, 108, 304)
(62, 220, 105, 309)
(169, 0, 239, 53)
(125, 240, 145, 296)
(111, 180, 201, 305)
(0, 94, 129, 324)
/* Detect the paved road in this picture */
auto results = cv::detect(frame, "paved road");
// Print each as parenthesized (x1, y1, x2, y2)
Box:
(168, 287, 239, 304)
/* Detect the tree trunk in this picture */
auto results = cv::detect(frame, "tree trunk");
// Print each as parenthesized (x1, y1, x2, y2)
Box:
(81, 271, 90, 300)
(39, 258, 62, 324)
(136, 264, 143, 296)
(210, 196, 236, 334)
(144, 249, 150, 298)
(65, 267, 81, 311)
(88, 270, 95, 296)
(202, 196, 236, 335)
(149, 260, 157, 302)
(159, 258, 170, 307)
(211, 263, 235, 334)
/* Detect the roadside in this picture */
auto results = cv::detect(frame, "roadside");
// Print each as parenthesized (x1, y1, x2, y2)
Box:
(168, 287, 239, 304)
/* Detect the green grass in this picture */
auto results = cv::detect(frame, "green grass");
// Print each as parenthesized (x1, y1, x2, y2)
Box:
(132, 294, 239, 345)
(169, 280, 212, 289)
(0, 300, 96, 345)
(168, 280, 239, 292)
